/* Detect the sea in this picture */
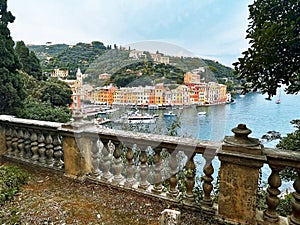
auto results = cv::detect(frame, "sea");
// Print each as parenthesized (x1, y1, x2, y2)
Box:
(173, 91, 299, 145)
(105, 91, 300, 192)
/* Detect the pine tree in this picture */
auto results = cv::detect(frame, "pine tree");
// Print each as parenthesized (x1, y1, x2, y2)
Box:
(0, 0, 26, 115)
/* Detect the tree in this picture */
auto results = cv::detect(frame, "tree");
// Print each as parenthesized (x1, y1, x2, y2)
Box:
(15, 41, 45, 80)
(0, 0, 26, 115)
(40, 78, 73, 107)
(19, 101, 72, 123)
(277, 120, 300, 152)
(29, 51, 44, 80)
(18, 71, 72, 123)
(233, 0, 300, 98)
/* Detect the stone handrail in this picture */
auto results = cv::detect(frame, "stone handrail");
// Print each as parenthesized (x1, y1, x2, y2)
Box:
(0, 115, 64, 170)
(261, 148, 300, 225)
(0, 115, 299, 225)
(60, 120, 220, 214)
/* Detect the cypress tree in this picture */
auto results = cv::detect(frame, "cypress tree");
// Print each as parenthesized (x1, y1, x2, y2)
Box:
(15, 40, 44, 80)
(0, 0, 26, 115)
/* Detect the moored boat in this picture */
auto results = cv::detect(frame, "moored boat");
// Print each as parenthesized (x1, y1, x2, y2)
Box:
(163, 111, 176, 117)
(198, 111, 207, 116)
(119, 110, 157, 124)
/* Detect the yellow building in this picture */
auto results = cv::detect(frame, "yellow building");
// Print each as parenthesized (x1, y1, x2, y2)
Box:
(155, 83, 164, 105)
(51, 68, 69, 79)
(184, 72, 201, 84)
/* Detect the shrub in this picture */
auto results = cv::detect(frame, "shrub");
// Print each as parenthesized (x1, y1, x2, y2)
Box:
(0, 165, 29, 205)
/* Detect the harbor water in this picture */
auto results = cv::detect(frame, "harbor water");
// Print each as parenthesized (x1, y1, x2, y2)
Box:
(104, 91, 300, 192)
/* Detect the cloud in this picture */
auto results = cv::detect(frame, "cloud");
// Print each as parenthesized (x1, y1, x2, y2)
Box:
(7, 0, 253, 66)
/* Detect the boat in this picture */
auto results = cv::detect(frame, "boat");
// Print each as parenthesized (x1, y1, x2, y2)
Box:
(98, 108, 119, 115)
(148, 104, 159, 110)
(198, 112, 207, 116)
(275, 89, 281, 104)
(163, 111, 176, 117)
(95, 117, 111, 125)
(121, 110, 157, 124)
(127, 115, 157, 124)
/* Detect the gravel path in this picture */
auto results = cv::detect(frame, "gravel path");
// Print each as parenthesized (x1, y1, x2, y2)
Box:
(0, 164, 217, 224)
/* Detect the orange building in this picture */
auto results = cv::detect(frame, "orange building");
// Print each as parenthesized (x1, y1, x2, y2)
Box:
(94, 85, 117, 105)
(184, 72, 201, 84)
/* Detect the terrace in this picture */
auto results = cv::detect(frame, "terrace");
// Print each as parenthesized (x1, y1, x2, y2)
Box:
(0, 114, 299, 225)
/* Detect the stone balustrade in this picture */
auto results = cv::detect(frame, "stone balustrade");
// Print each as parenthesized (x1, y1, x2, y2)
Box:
(0, 115, 299, 225)
(0, 115, 64, 170)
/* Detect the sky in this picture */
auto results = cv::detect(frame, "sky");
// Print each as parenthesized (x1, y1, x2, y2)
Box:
(7, 0, 254, 67)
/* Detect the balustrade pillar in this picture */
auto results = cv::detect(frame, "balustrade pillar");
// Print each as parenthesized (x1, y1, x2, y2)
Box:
(5, 127, 12, 156)
(17, 129, 25, 158)
(263, 165, 282, 223)
(53, 135, 63, 168)
(168, 152, 179, 198)
(218, 124, 265, 225)
(11, 128, 18, 157)
(91, 136, 101, 177)
(38, 133, 46, 164)
(31, 131, 39, 161)
(24, 130, 31, 159)
(289, 170, 300, 225)
(101, 140, 113, 181)
(112, 143, 124, 184)
(45, 134, 55, 166)
(125, 146, 136, 187)
(138, 148, 150, 190)
(0, 125, 7, 156)
(152, 147, 163, 194)
(184, 153, 196, 205)
(202, 150, 216, 213)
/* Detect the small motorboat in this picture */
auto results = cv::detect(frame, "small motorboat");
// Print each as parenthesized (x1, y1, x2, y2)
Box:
(163, 111, 176, 117)
(198, 112, 207, 116)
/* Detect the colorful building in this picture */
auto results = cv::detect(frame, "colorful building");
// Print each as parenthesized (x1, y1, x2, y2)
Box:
(63, 68, 83, 110)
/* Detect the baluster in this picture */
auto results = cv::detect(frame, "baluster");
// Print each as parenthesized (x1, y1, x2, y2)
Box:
(31, 131, 39, 161)
(5, 127, 13, 155)
(11, 128, 18, 156)
(17, 129, 25, 158)
(202, 152, 215, 209)
(184, 153, 196, 205)
(289, 169, 300, 225)
(38, 133, 46, 164)
(53, 135, 64, 168)
(125, 146, 135, 187)
(101, 140, 113, 181)
(263, 165, 282, 223)
(91, 136, 101, 177)
(168, 152, 179, 198)
(45, 134, 55, 166)
(112, 142, 124, 184)
(24, 130, 31, 159)
(139, 148, 150, 190)
(152, 147, 163, 194)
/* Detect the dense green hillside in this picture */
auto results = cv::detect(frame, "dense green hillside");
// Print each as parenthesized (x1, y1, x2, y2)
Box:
(28, 41, 236, 86)
(29, 42, 107, 77)
(170, 56, 234, 81)
(85, 49, 132, 77)
(109, 60, 184, 87)
(28, 44, 68, 59)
